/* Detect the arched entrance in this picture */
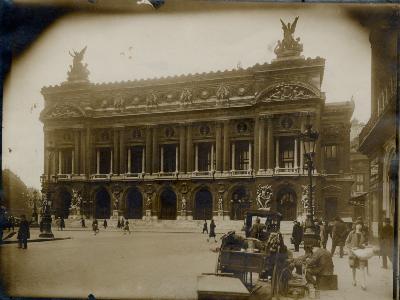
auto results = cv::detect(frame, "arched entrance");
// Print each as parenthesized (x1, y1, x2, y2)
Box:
(230, 187, 250, 220)
(94, 188, 111, 219)
(324, 197, 338, 221)
(160, 189, 177, 220)
(276, 188, 297, 221)
(125, 188, 143, 219)
(194, 188, 213, 220)
(55, 188, 72, 218)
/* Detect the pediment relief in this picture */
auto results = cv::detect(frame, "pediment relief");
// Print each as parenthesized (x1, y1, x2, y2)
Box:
(257, 82, 319, 102)
(42, 104, 84, 120)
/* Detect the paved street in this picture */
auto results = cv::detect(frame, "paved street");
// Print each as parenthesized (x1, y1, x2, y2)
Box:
(0, 228, 394, 299)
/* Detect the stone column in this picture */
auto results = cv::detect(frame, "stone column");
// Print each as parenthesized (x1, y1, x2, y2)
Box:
(58, 150, 62, 174)
(96, 149, 100, 174)
(253, 117, 259, 172)
(73, 130, 80, 174)
(80, 129, 86, 175)
(195, 144, 199, 172)
(152, 127, 159, 174)
(179, 125, 186, 173)
(223, 120, 230, 172)
(275, 138, 280, 169)
(231, 142, 235, 171)
(215, 122, 223, 172)
(86, 127, 92, 175)
(294, 138, 298, 170)
(145, 126, 152, 174)
(211, 143, 215, 171)
(119, 129, 126, 174)
(259, 117, 265, 171)
(186, 123, 193, 173)
(248, 142, 252, 170)
(141, 147, 145, 173)
(300, 116, 305, 173)
(160, 146, 164, 172)
(266, 115, 274, 171)
(71, 150, 75, 174)
(127, 148, 132, 173)
(315, 111, 321, 173)
(175, 145, 179, 173)
(113, 129, 119, 174)
(110, 150, 113, 174)
(44, 130, 49, 176)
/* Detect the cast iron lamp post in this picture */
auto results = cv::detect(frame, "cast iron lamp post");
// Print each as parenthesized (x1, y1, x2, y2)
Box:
(299, 114, 319, 248)
(39, 147, 55, 238)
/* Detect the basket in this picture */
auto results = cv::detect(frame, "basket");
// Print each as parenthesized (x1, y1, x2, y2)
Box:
(351, 247, 374, 260)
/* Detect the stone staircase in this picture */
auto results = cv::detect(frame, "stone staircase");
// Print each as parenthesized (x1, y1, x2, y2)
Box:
(63, 218, 293, 234)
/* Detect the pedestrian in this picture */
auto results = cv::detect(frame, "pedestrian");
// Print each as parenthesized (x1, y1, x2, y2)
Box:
(320, 220, 330, 249)
(81, 217, 86, 228)
(250, 217, 265, 239)
(304, 244, 334, 289)
(291, 220, 303, 252)
(92, 219, 99, 235)
(202, 220, 208, 234)
(123, 220, 131, 234)
(314, 219, 321, 237)
(346, 220, 368, 290)
(55, 217, 61, 231)
(207, 219, 217, 242)
(103, 219, 108, 229)
(60, 217, 65, 231)
(17, 215, 30, 249)
(331, 217, 347, 258)
(379, 218, 394, 269)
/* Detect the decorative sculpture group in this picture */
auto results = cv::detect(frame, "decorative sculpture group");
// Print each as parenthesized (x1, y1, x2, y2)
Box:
(256, 184, 273, 209)
(274, 17, 303, 59)
(67, 46, 90, 82)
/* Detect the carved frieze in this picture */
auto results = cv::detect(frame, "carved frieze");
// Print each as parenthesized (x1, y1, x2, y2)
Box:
(146, 90, 158, 107)
(43, 104, 83, 119)
(262, 83, 317, 101)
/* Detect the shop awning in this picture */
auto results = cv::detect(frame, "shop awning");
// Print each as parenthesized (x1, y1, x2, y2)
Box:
(349, 193, 368, 207)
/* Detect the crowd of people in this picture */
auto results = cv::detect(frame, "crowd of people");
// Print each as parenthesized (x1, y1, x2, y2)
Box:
(290, 216, 394, 291)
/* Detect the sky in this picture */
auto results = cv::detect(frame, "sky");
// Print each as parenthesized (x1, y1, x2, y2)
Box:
(2, 4, 371, 189)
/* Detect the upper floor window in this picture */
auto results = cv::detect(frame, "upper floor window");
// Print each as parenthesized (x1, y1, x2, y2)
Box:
(325, 145, 337, 160)
(198, 143, 213, 171)
(60, 149, 73, 174)
(98, 148, 112, 174)
(234, 141, 250, 170)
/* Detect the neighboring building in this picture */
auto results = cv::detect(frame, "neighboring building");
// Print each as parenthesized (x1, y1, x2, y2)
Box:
(349, 119, 369, 221)
(39, 20, 354, 223)
(357, 11, 398, 238)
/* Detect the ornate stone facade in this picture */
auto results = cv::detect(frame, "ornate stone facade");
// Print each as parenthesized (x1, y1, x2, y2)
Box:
(40, 21, 354, 222)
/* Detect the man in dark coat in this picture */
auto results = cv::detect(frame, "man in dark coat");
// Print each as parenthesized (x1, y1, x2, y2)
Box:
(250, 218, 265, 240)
(380, 218, 394, 269)
(305, 244, 334, 287)
(291, 221, 303, 252)
(202, 220, 208, 234)
(208, 219, 217, 242)
(320, 220, 330, 249)
(17, 215, 30, 249)
(81, 217, 86, 228)
(60, 217, 65, 231)
(103, 219, 108, 229)
(331, 217, 347, 258)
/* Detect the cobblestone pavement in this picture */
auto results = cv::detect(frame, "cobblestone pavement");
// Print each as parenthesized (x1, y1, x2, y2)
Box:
(0, 228, 394, 299)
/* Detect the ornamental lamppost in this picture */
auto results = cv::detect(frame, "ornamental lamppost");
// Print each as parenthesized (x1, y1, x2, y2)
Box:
(299, 114, 319, 248)
(39, 147, 55, 238)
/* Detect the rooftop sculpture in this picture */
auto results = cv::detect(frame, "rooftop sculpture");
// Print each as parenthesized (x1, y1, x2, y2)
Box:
(274, 17, 303, 59)
(66, 46, 90, 83)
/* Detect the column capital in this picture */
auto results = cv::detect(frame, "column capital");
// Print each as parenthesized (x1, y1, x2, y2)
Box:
(259, 114, 274, 120)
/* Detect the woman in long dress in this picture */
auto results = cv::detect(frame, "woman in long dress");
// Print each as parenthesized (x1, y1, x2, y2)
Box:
(345, 221, 368, 290)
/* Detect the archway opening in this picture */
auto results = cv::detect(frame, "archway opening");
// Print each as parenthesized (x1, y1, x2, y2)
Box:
(194, 188, 213, 220)
(160, 189, 177, 220)
(324, 197, 338, 222)
(276, 188, 297, 221)
(95, 188, 111, 219)
(125, 188, 143, 219)
(230, 187, 250, 220)
(55, 188, 72, 219)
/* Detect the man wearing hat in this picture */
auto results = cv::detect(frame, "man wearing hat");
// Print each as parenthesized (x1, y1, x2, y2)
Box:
(379, 217, 394, 269)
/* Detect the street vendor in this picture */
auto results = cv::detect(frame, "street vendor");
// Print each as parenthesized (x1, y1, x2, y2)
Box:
(304, 244, 334, 288)
(249, 217, 265, 239)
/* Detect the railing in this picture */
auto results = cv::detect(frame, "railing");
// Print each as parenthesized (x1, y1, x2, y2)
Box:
(90, 174, 111, 180)
(192, 171, 213, 177)
(124, 173, 144, 179)
(230, 170, 253, 176)
(274, 167, 299, 174)
(156, 172, 178, 178)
